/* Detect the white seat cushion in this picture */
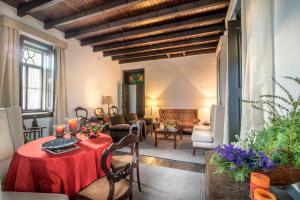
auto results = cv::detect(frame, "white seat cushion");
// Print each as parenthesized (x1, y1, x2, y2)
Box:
(193, 141, 214, 149)
(2, 192, 69, 200)
(0, 109, 15, 183)
(0, 157, 12, 189)
(193, 125, 212, 131)
(192, 130, 213, 143)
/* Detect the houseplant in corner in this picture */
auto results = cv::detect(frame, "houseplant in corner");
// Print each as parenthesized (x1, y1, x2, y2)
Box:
(210, 76, 300, 185)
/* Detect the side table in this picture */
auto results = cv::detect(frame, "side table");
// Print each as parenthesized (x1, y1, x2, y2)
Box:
(154, 128, 182, 149)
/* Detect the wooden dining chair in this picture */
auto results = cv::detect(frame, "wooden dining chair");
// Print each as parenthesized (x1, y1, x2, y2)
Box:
(74, 106, 89, 127)
(75, 134, 137, 200)
(111, 121, 142, 192)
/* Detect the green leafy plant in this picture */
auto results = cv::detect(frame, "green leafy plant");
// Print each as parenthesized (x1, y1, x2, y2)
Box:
(243, 76, 300, 168)
(211, 76, 300, 182)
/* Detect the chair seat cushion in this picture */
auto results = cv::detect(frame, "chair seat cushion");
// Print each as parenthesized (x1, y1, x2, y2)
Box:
(193, 125, 212, 131)
(76, 177, 129, 200)
(192, 130, 213, 143)
(193, 141, 214, 149)
(112, 155, 132, 168)
(109, 124, 130, 131)
(2, 192, 68, 200)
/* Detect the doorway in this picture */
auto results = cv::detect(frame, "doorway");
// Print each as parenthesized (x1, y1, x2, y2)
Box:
(122, 69, 145, 118)
(228, 18, 242, 143)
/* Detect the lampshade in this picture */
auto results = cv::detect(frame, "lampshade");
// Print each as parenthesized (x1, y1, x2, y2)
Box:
(102, 96, 113, 104)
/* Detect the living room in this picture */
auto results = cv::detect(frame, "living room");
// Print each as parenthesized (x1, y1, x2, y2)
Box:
(1, 0, 300, 200)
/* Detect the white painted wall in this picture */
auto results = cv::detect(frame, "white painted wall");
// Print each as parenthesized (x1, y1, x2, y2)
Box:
(0, 1, 120, 135)
(273, 0, 300, 98)
(65, 39, 120, 116)
(120, 54, 217, 122)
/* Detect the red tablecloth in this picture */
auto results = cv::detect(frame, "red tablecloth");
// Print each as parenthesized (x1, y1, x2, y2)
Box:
(4, 134, 112, 199)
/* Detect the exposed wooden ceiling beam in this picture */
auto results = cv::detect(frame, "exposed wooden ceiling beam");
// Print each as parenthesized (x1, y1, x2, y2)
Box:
(18, 0, 63, 17)
(65, 0, 228, 39)
(81, 12, 226, 46)
(120, 55, 168, 64)
(112, 42, 218, 60)
(93, 24, 225, 51)
(119, 48, 216, 64)
(44, 0, 143, 29)
(102, 35, 220, 55)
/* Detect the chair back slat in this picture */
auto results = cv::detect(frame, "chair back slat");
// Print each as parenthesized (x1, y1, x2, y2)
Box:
(101, 134, 136, 200)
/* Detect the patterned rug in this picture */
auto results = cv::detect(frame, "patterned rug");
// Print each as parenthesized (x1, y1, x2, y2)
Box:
(119, 134, 207, 164)
(132, 163, 206, 200)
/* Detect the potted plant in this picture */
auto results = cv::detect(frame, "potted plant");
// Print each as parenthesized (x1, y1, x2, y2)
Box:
(210, 76, 300, 185)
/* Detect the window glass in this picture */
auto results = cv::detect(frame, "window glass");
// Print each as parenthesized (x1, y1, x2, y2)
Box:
(20, 36, 55, 112)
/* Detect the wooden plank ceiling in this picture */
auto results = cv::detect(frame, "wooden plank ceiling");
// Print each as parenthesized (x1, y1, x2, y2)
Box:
(3, 0, 229, 63)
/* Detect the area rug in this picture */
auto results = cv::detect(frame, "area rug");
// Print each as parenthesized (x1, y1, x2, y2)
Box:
(119, 135, 207, 164)
(132, 163, 206, 200)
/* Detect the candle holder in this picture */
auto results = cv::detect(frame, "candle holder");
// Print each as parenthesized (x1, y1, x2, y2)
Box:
(65, 118, 80, 138)
(250, 172, 270, 200)
(53, 125, 66, 138)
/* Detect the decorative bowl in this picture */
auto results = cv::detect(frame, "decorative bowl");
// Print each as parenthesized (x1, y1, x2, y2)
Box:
(41, 138, 78, 150)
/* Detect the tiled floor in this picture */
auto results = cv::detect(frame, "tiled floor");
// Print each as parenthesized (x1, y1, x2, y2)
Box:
(115, 151, 205, 173)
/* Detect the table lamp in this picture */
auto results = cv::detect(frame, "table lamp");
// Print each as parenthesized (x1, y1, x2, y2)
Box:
(102, 96, 113, 115)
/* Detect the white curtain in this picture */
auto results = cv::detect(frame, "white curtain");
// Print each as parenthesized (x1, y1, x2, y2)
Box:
(0, 26, 20, 107)
(240, 0, 274, 138)
(222, 34, 230, 144)
(54, 46, 68, 124)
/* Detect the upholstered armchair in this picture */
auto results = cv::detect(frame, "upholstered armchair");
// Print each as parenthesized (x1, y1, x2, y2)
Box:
(125, 113, 154, 137)
(0, 107, 68, 200)
(109, 115, 130, 142)
(192, 105, 225, 155)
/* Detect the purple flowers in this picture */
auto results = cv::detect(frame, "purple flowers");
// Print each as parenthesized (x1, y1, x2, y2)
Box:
(214, 144, 275, 171)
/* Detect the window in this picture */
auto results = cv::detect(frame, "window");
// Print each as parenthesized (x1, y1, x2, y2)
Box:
(128, 71, 144, 84)
(20, 36, 55, 112)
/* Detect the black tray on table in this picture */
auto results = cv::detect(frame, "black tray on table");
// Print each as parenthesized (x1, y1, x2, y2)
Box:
(41, 138, 79, 154)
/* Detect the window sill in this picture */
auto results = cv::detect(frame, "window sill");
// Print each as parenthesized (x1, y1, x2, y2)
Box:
(22, 112, 54, 119)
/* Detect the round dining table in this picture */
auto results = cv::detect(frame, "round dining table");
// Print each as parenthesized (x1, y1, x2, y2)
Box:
(4, 133, 112, 199)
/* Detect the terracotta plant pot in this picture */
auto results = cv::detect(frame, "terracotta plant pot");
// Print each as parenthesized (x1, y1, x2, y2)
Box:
(256, 165, 300, 186)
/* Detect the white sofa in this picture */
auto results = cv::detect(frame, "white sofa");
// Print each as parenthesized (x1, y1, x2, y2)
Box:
(0, 107, 68, 200)
(192, 105, 225, 155)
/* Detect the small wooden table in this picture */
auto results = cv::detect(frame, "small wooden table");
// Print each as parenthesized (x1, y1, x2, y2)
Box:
(154, 128, 182, 149)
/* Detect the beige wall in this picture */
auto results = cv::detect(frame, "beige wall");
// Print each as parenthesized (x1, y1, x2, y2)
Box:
(65, 39, 120, 115)
(0, 1, 120, 134)
(120, 53, 217, 122)
(274, 0, 300, 98)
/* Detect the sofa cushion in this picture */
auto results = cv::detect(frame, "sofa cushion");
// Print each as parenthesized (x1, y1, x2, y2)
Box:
(194, 125, 212, 131)
(192, 130, 213, 143)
